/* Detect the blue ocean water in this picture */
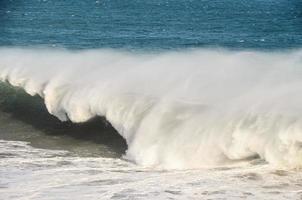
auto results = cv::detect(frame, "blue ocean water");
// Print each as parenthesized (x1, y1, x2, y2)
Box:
(1, 0, 302, 50)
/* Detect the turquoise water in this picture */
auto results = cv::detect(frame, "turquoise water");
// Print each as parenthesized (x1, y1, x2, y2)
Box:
(1, 0, 302, 50)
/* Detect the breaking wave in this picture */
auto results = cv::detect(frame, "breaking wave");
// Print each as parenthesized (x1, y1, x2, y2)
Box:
(1, 47, 302, 169)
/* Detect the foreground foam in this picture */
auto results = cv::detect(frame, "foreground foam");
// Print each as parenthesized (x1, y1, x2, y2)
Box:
(1, 47, 302, 169)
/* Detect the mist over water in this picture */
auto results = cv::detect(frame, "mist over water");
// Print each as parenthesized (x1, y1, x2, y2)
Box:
(1, 0, 302, 198)
(1, 47, 302, 169)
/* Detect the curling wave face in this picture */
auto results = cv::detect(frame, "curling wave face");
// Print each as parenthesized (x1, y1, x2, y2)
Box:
(1, 47, 302, 169)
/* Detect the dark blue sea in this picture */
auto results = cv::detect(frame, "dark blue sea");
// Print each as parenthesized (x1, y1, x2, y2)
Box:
(1, 0, 302, 50)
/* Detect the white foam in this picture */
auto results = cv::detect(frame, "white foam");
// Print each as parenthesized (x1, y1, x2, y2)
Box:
(1, 47, 302, 169)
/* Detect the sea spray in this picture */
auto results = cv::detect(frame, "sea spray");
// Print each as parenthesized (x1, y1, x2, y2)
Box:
(1, 47, 302, 169)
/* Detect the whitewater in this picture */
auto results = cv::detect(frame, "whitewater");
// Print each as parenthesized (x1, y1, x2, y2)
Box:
(1, 47, 302, 170)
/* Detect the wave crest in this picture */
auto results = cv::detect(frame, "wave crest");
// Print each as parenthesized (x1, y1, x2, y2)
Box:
(1, 47, 302, 169)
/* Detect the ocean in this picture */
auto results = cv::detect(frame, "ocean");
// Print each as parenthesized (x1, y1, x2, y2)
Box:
(1, 0, 302, 199)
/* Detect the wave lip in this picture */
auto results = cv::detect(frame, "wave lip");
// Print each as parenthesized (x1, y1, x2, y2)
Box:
(1, 47, 302, 169)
